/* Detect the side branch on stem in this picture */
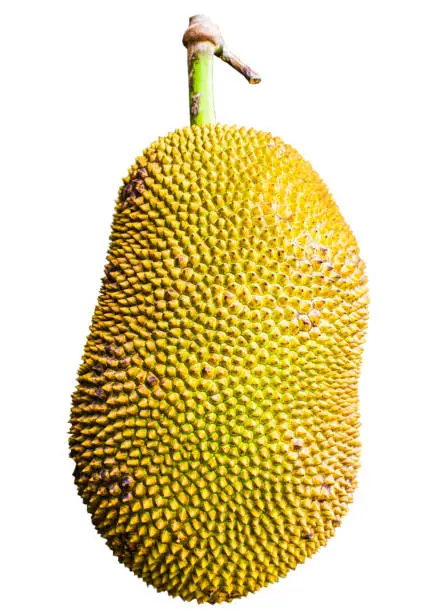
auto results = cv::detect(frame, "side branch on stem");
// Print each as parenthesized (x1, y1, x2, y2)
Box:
(182, 15, 261, 126)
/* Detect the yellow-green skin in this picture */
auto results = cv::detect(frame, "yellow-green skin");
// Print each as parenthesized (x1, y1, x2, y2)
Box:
(70, 124, 368, 604)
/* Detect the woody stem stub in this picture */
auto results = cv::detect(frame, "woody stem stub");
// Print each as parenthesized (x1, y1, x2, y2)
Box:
(182, 15, 261, 126)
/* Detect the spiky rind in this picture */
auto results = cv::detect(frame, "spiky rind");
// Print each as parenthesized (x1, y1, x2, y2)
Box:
(70, 124, 368, 604)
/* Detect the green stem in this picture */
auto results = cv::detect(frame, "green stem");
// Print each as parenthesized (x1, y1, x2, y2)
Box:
(183, 15, 261, 127)
(188, 43, 216, 125)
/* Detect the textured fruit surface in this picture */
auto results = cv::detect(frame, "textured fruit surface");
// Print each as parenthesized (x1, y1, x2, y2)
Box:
(70, 124, 368, 604)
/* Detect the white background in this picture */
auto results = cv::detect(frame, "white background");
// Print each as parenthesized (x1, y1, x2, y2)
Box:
(1, 1, 432, 610)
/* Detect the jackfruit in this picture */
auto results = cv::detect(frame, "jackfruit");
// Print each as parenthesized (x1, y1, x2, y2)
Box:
(70, 123, 368, 603)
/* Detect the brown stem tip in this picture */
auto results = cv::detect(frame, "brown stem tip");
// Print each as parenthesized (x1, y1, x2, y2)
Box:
(183, 15, 261, 85)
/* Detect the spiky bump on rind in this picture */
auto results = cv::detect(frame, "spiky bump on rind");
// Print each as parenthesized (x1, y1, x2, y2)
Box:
(70, 124, 368, 604)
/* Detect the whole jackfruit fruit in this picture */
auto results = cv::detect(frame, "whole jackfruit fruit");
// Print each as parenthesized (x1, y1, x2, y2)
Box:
(70, 16, 368, 606)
